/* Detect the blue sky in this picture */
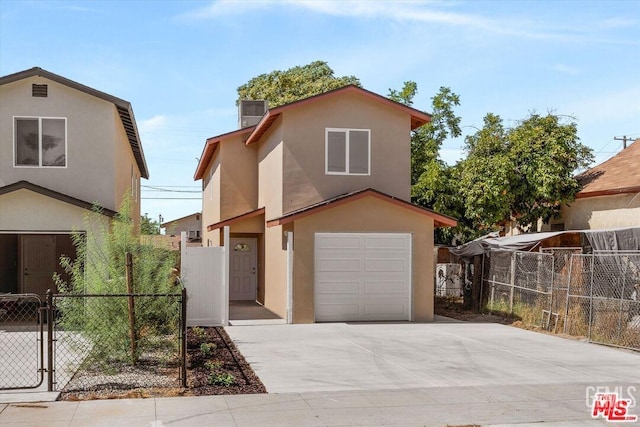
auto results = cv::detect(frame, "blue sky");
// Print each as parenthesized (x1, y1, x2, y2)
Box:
(1, 0, 639, 225)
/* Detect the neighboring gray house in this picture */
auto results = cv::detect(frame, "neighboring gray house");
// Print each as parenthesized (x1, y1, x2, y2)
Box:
(161, 212, 202, 242)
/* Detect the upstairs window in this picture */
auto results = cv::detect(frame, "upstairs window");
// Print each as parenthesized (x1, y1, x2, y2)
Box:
(14, 117, 66, 167)
(325, 128, 370, 175)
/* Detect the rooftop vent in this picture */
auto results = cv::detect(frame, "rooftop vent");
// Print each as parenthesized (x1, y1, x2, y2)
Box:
(32, 84, 48, 97)
(238, 100, 268, 129)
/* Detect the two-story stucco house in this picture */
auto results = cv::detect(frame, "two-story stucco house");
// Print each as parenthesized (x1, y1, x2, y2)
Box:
(194, 85, 456, 323)
(0, 67, 148, 296)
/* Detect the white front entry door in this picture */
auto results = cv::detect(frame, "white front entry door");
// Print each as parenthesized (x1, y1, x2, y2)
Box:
(314, 233, 412, 322)
(229, 237, 257, 301)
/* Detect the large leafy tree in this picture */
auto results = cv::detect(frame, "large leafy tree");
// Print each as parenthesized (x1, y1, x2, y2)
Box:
(460, 113, 593, 232)
(389, 82, 467, 243)
(237, 60, 360, 107)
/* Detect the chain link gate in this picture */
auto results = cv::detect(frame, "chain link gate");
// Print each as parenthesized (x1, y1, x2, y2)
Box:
(0, 293, 45, 390)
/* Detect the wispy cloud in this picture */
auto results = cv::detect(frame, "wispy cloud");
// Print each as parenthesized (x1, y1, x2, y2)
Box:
(600, 17, 637, 29)
(59, 5, 107, 14)
(550, 64, 580, 75)
(180, 0, 640, 46)
(139, 115, 169, 133)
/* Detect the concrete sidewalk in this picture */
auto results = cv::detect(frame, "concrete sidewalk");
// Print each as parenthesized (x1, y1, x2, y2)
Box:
(0, 383, 620, 426)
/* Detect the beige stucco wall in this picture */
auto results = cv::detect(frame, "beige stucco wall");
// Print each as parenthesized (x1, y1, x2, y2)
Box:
(0, 77, 120, 211)
(261, 222, 291, 318)
(558, 193, 640, 230)
(0, 189, 110, 233)
(201, 153, 221, 246)
(220, 137, 258, 219)
(258, 116, 284, 219)
(164, 214, 201, 236)
(281, 91, 411, 214)
(289, 196, 435, 324)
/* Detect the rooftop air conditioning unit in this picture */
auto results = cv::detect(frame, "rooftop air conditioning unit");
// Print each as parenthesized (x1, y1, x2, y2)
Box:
(238, 100, 268, 128)
(436, 263, 462, 297)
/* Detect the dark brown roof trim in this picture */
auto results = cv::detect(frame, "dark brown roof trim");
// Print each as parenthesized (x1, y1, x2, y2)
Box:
(194, 126, 255, 180)
(207, 207, 265, 231)
(266, 188, 457, 228)
(0, 181, 117, 217)
(0, 67, 149, 179)
(245, 85, 432, 146)
(161, 212, 202, 227)
(575, 186, 640, 199)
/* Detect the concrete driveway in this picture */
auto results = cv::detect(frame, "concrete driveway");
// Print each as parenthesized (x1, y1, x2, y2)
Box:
(226, 319, 640, 394)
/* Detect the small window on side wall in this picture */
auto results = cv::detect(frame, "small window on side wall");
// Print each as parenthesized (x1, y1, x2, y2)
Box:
(325, 128, 370, 175)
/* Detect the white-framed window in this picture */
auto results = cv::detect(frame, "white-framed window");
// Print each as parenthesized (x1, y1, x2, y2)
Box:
(14, 117, 67, 167)
(325, 128, 370, 175)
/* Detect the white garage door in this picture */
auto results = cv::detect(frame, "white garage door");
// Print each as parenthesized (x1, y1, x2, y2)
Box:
(314, 233, 412, 322)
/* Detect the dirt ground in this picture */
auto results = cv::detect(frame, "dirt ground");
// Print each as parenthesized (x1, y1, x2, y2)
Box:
(434, 296, 514, 324)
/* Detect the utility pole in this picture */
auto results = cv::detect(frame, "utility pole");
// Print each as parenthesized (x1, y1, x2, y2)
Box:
(614, 135, 632, 149)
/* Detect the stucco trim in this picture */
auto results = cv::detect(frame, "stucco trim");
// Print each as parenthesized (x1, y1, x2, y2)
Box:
(266, 188, 457, 228)
(207, 207, 265, 231)
(0, 181, 117, 217)
(194, 127, 255, 180)
(0, 67, 149, 179)
(575, 186, 640, 199)
(245, 85, 432, 146)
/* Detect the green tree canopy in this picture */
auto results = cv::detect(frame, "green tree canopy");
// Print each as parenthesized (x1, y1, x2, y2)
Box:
(237, 60, 361, 107)
(460, 112, 594, 232)
(141, 213, 160, 235)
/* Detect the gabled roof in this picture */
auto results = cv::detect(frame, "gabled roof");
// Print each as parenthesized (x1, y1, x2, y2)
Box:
(0, 181, 117, 217)
(266, 188, 457, 228)
(0, 67, 149, 179)
(576, 139, 640, 198)
(194, 126, 254, 180)
(245, 85, 432, 146)
(207, 207, 265, 231)
(160, 212, 201, 228)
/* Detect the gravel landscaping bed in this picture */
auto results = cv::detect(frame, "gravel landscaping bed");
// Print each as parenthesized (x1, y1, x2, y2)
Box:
(58, 326, 265, 400)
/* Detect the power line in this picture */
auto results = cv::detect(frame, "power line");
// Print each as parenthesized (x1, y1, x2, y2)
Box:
(141, 185, 201, 193)
(614, 135, 634, 149)
(141, 197, 202, 200)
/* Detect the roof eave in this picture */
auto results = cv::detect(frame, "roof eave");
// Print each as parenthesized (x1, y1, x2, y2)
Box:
(1, 67, 149, 179)
(244, 85, 432, 146)
(0, 180, 117, 217)
(266, 189, 457, 228)
(194, 127, 256, 180)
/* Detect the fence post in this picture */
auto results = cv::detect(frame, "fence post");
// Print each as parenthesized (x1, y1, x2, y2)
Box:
(479, 253, 486, 311)
(548, 254, 555, 330)
(47, 289, 54, 392)
(125, 252, 137, 365)
(490, 275, 495, 309)
(181, 287, 187, 388)
(588, 254, 595, 342)
(617, 260, 628, 341)
(509, 252, 516, 313)
(563, 254, 574, 334)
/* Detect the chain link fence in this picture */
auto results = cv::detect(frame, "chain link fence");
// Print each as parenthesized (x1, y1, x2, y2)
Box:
(0, 294, 44, 390)
(483, 249, 640, 351)
(485, 250, 555, 326)
(50, 291, 186, 393)
(564, 253, 640, 350)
